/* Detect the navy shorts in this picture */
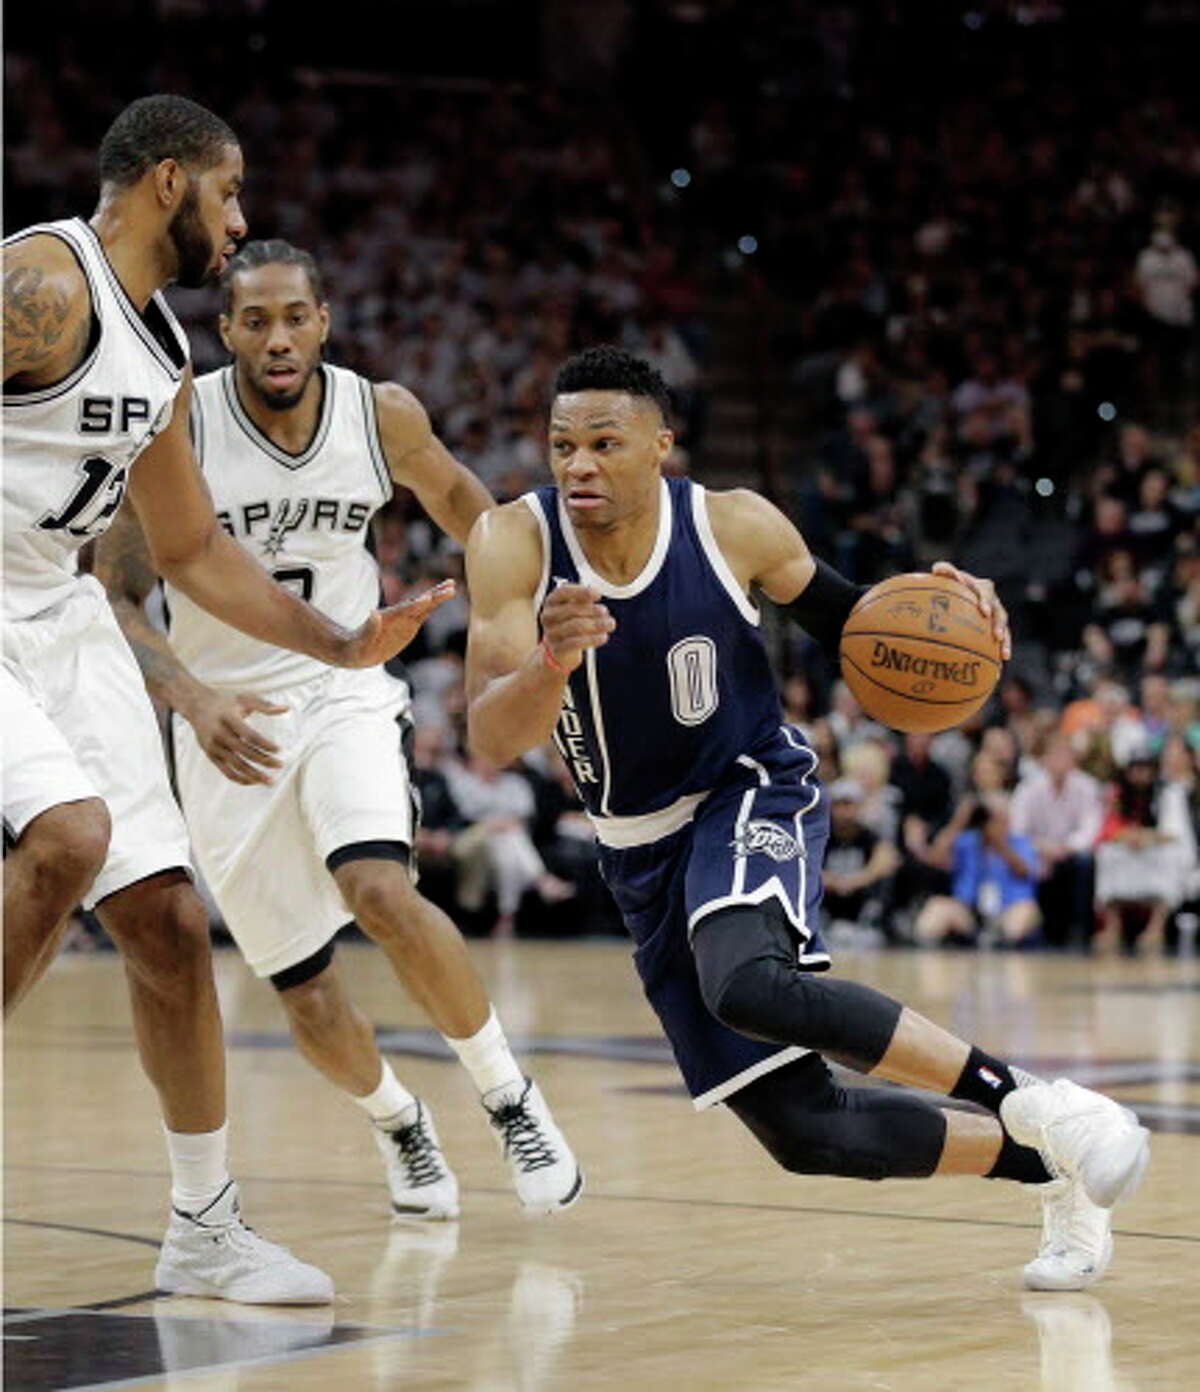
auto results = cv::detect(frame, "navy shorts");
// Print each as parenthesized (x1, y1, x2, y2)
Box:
(599, 726, 831, 1108)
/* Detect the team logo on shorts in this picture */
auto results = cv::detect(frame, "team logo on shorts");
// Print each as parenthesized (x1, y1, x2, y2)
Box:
(732, 820, 801, 862)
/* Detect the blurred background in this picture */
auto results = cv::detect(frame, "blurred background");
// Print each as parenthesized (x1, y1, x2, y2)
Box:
(6, 0, 1198, 949)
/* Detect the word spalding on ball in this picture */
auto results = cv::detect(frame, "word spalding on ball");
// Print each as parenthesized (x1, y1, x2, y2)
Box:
(838, 572, 1003, 733)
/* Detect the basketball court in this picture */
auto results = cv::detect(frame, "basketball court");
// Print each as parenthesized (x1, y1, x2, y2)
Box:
(5, 938, 1196, 1390)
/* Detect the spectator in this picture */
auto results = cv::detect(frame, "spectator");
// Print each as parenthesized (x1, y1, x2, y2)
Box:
(821, 779, 901, 943)
(842, 739, 901, 843)
(1010, 733, 1103, 948)
(444, 753, 576, 939)
(1094, 755, 1186, 954)
(917, 796, 1042, 949)
(889, 731, 954, 916)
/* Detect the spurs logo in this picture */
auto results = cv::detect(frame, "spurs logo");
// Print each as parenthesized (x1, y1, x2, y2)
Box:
(732, 820, 802, 862)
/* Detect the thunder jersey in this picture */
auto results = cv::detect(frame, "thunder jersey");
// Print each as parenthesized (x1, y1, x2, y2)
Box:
(3, 218, 188, 621)
(527, 475, 790, 837)
(165, 363, 393, 691)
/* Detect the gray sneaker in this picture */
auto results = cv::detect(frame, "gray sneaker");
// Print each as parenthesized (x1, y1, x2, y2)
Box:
(155, 1181, 333, 1305)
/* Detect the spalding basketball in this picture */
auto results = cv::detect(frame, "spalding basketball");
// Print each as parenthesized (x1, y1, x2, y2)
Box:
(839, 573, 1003, 733)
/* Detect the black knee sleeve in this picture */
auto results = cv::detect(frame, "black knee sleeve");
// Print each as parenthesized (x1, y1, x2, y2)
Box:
(727, 1055, 946, 1181)
(692, 904, 902, 1070)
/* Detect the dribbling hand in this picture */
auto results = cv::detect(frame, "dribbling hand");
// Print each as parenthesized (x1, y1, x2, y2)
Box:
(932, 561, 1012, 660)
(540, 583, 616, 674)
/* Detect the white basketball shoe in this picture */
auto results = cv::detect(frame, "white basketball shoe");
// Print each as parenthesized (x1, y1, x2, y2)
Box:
(155, 1181, 333, 1304)
(1000, 1078, 1150, 1208)
(483, 1078, 583, 1214)
(1024, 1178, 1114, 1291)
(373, 1099, 460, 1220)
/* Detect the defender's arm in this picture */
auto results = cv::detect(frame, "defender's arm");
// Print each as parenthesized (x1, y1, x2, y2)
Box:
(94, 506, 285, 785)
(127, 371, 453, 669)
(376, 381, 493, 545)
(464, 503, 613, 767)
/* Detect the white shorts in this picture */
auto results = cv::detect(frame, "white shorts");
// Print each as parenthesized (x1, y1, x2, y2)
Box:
(2, 578, 192, 907)
(173, 665, 416, 978)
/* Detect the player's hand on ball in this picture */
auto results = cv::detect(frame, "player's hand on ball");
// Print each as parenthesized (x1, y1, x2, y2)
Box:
(540, 583, 616, 674)
(188, 688, 287, 786)
(931, 561, 1011, 659)
(342, 579, 456, 667)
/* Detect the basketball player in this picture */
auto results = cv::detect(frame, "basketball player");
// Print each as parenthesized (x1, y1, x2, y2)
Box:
(463, 346, 1151, 1292)
(3, 97, 452, 1304)
(95, 239, 582, 1220)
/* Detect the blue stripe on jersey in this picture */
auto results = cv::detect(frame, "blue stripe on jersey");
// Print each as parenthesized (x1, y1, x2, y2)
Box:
(532, 475, 788, 817)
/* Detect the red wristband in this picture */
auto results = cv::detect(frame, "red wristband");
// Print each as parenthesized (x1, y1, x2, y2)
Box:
(540, 638, 570, 675)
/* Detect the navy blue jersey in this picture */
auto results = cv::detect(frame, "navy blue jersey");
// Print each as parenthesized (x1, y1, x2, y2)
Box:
(526, 476, 789, 822)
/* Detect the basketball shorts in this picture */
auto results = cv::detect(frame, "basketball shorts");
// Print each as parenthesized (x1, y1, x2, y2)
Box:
(173, 666, 416, 978)
(598, 726, 831, 1109)
(2, 577, 192, 906)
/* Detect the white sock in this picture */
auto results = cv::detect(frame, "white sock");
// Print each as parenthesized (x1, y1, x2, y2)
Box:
(165, 1123, 231, 1213)
(444, 1007, 524, 1098)
(353, 1061, 416, 1128)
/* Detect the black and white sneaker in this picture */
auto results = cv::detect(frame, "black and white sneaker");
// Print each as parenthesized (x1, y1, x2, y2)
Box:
(483, 1078, 583, 1215)
(374, 1100, 460, 1220)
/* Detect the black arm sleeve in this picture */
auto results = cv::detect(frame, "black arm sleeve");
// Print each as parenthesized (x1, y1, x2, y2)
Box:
(782, 558, 868, 659)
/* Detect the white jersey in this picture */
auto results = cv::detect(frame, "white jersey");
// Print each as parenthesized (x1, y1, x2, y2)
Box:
(3, 218, 189, 621)
(167, 363, 393, 691)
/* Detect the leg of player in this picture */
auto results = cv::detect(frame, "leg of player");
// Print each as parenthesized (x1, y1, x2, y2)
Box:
(273, 950, 459, 1219)
(96, 872, 333, 1304)
(3, 799, 110, 1014)
(693, 902, 1148, 1286)
(332, 854, 583, 1214)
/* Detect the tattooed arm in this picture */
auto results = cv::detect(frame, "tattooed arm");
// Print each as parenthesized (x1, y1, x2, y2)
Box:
(3, 234, 93, 389)
(94, 507, 287, 786)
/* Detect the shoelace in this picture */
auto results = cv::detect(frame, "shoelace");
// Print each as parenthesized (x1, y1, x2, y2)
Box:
(390, 1116, 446, 1188)
(489, 1099, 558, 1172)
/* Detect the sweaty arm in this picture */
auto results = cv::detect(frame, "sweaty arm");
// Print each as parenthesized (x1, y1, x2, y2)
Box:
(707, 488, 1011, 659)
(464, 503, 614, 767)
(3, 235, 93, 389)
(375, 382, 493, 544)
(127, 371, 453, 669)
(94, 508, 285, 786)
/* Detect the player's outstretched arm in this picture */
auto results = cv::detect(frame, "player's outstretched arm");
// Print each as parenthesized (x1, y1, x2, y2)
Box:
(3, 235, 92, 388)
(94, 507, 286, 785)
(465, 503, 614, 767)
(375, 382, 494, 544)
(127, 370, 454, 668)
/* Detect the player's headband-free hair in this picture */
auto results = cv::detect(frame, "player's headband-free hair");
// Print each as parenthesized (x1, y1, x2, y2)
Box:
(554, 346, 673, 419)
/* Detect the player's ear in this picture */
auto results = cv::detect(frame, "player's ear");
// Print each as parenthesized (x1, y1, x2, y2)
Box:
(655, 427, 675, 464)
(317, 302, 331, 345)
(152, 158, 184, 211)
(218, 314, 233, 352)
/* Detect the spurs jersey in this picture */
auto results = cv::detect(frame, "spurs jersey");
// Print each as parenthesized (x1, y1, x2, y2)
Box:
(166, 363, 393, 691)
(3, 218, 188, 621)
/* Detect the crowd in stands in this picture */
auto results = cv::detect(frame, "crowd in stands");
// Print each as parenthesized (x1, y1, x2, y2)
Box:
(7, 2, 1199, 949)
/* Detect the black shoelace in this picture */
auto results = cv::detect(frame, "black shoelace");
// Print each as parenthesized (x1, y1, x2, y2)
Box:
(489, 1099, 558, 1172)
(390, 1116, 445, 1188)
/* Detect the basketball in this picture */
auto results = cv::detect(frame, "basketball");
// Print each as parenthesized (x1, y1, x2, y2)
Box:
(839, 573, 1003, 733)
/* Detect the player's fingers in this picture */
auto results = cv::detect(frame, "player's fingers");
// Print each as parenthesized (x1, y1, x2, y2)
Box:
(224, 751, 274, 785)
(240, 694, 288, 719)
(226, 718, 283, 764)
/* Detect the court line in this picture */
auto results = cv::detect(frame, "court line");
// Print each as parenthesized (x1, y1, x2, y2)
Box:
(3, 1217, 161, 1249)
(6, 1167, 1196, 1245)
(61, 1327, 451, 1392)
